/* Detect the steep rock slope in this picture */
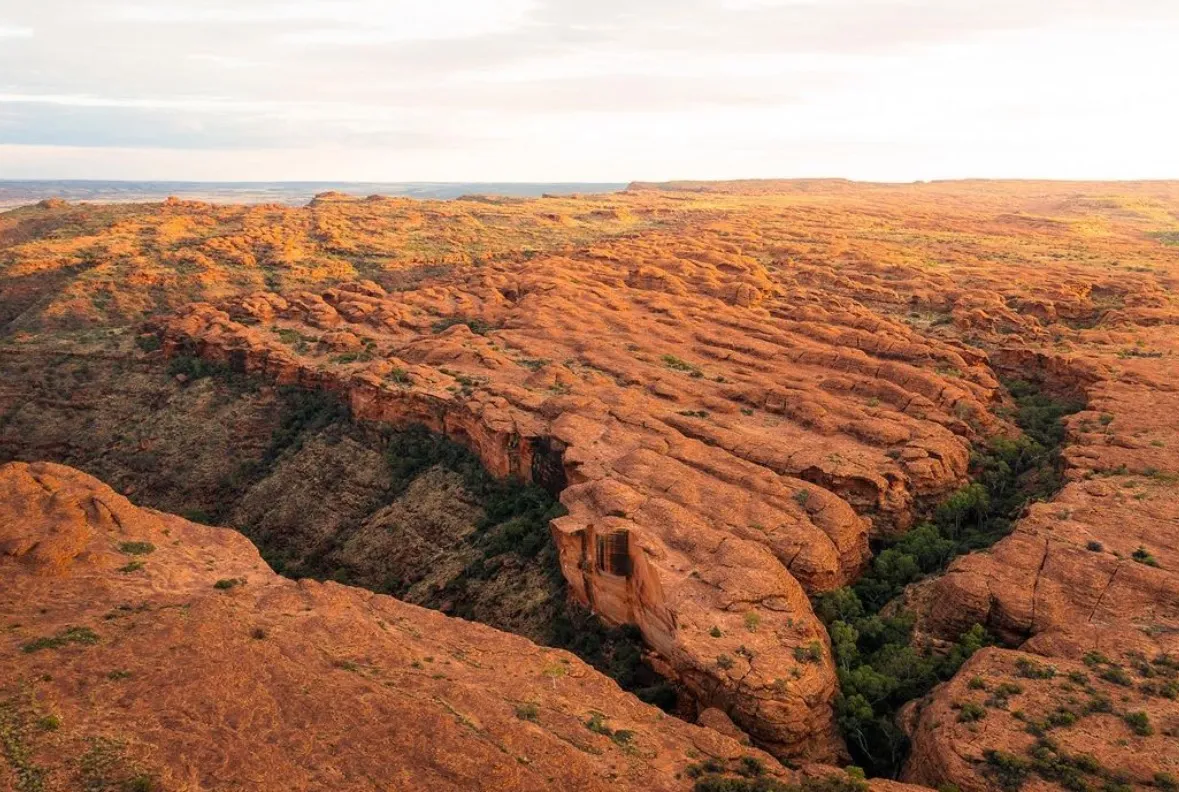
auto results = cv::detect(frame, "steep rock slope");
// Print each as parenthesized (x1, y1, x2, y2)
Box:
(146, 228, 1004, 758)
(0, 461, 785, 792)
(903, 344, 1179, 792)
(3, 179, 1179, 779)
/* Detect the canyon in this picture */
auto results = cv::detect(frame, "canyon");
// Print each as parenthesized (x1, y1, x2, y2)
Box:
(1, 180, 1177, 791)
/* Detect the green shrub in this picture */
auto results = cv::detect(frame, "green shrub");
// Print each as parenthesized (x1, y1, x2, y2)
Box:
(793, 642, 822, 664)
(432, 316, 495, 335)
(1098, 666, 1133, 686)
(817, 381, 1078, 777)
(1015, 658, 1056, 679)
(986, 682, 1024, 709)
(1132, 547, 1160, 567)
(134, 334, 162, 353)
(1154, 773, 1179, 792)
(1123, 711, 1153, 736)
(661, 354, 699, 373)
(737, 757, 765, 778)
(117, 541, 155, 556)
(1085, 694, 1114, 713)
(955, 701, 986, 723)
(22, 626, 99, 653)
(1045, 707, 1078, 728)
(983, 749, 1033, 791)
(585, 711, 612, 735)
(1083, 651, 1112, 667)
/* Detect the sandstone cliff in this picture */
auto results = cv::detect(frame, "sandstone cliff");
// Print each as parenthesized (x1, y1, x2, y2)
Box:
(3, 179, 1179, 786)
(0, 461, 780, 791)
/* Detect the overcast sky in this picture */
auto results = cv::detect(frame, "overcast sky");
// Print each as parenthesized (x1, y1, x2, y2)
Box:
(1, 0, 1176, 181)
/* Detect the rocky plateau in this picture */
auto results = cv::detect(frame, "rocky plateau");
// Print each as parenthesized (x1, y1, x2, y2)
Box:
(2, 179, 1178, 791)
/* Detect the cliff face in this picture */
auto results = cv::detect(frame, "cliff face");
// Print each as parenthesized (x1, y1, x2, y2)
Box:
(146, 234, 1000, 759)
(904, 644, 1179, 792)
(0, 461, 786, 791)
(902, 344, 1179, 792)
(4, 180, 1179, 785)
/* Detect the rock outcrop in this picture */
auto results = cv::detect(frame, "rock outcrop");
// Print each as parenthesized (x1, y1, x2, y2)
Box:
(903, 340, 1179, 791)
(146, 225, 1005, 759)
(0, 461, 787, 791)
(4, 178, 1179, 784)
(905, 643, 1179, 792)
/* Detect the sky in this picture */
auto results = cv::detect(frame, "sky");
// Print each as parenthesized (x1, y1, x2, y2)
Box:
(0, 0, 1177, 182)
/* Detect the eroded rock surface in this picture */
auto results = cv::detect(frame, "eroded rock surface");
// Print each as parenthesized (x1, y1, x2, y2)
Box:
(146, 214, 1013, 758)
(4, 179, 1179, 779)
(0, 461, 785, 791)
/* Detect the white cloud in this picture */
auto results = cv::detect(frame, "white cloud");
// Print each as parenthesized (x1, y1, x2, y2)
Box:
(0, 0, 1176, 179)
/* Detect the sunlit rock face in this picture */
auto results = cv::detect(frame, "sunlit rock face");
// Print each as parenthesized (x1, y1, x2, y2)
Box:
(5, 179, 1179, 772)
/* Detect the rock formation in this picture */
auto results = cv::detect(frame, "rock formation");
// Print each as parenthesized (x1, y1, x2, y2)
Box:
(3, 178, 1179, 787)
(0, 461, 780, 791)
(144, 215, 1007, 759)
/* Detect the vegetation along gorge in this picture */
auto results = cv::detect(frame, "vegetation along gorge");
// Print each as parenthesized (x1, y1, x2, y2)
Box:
(2, 180, 1178, 791)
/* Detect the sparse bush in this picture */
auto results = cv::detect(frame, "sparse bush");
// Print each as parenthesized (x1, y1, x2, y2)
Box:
(1132, 546, 1160, 567)
(1085, 693, 1113, 713)
(1098, 666, 1133, 687)
(793, 642, 822, 664)
(1154, 773, 1179, 792)
(585, 711, 612, 735)
(22, 626, 99, 653)
(134, 334, 162, 353)
(955, 701, 986, 723)
(983, 749, 1032, 791)
(661, 354, 699, 374)
(1123, 711, 1153, 736)
(737, 757, 765, 778)
(432, 316, 495, 335)
(1015, 658, 1056, 679)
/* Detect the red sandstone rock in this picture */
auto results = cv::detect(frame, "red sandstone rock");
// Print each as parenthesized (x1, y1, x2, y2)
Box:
(6, 179, 1179, 784)
(0, 461, 791, 791)
(147, 235, 1005, 759)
